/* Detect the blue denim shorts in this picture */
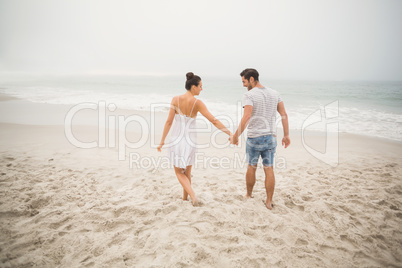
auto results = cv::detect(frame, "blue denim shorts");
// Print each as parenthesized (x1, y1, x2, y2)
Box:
(246, 135, 277, 166)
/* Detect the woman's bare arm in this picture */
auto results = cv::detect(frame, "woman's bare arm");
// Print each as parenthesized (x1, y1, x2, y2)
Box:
(197, 100, 232, 136)
(157, 98, 176, 152)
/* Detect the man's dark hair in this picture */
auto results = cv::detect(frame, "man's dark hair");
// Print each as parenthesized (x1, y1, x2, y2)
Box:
(240, 68, 259, 81)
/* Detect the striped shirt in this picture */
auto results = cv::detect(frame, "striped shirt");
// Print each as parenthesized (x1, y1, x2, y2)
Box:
(242, 87, 282, 138)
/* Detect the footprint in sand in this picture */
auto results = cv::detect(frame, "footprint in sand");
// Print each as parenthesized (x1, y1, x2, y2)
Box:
(350, 169, 362, 174)
(295, 238, 309, 246)
(385, 163, 397, 168)
(301, 195, 313, 202)
(272, 238, 285, 246)
(284, 199, 305, 212)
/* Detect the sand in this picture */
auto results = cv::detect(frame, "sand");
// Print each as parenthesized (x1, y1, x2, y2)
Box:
(0, 96, 401, 267)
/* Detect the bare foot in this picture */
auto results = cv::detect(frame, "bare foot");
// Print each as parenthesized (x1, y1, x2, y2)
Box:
(244, 194, 253, 200)
(191, 197, 199, 206)
(264, 200, 274, 210)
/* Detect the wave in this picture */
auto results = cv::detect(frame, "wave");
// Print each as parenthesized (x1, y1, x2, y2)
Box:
(1, 86, 401, 142)
(287, 106, 402, 141)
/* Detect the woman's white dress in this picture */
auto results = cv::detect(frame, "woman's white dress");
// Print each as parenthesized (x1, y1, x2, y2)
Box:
(167, 97, 198, 169)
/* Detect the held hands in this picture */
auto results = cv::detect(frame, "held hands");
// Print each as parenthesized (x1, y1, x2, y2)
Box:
(229, 134, 239, 146)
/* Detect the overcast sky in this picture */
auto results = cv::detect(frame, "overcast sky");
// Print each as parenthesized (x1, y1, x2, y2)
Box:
(0, 0, 401, 80)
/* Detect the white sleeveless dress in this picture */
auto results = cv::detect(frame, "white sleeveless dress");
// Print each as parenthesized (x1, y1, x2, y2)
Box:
(167, 97, 198, 169)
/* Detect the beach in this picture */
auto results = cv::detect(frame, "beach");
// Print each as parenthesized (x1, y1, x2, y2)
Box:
(0, 94, 401, 267)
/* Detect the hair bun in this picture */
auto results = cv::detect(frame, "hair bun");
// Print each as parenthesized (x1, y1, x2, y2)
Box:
(186, 72, 194, 80)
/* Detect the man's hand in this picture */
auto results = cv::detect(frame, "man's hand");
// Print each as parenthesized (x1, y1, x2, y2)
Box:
(282, 136, 290, 148)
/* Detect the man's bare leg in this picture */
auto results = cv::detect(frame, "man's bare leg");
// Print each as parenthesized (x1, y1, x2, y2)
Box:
(174, 166, 198, 206)
(245, 164, 257, 198)
(263, 166, 275, 209)
(183, 166, 192, 201)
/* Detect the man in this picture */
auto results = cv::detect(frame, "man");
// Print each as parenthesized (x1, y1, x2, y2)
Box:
(231, 68, 290, 210)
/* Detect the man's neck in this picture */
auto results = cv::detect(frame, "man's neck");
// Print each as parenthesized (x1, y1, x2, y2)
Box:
(251, 82, 264, 89)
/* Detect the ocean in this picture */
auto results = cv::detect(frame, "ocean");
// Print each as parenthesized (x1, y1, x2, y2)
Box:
(0, 73, 401, 141)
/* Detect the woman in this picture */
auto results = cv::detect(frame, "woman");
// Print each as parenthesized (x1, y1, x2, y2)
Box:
(157, 72, 232, 206)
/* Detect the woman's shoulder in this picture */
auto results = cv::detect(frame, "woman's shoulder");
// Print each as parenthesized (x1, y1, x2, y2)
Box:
(194, 98, 205, 108)
(171, 95, 180, 103)
(197, 97, 204, 103)
(171, 94, 187, 100)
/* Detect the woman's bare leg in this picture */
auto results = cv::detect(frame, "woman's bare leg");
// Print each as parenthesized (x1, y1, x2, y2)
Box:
(174, 166, 198, 206)
(183, 166, 192, 201)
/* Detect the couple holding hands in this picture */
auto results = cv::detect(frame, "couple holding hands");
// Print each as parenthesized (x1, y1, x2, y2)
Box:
(157, 68, 290, 209)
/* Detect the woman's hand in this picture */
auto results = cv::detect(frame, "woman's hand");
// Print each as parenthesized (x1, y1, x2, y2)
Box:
(157, 142, 164, 152)
(229, 133, 239, 145)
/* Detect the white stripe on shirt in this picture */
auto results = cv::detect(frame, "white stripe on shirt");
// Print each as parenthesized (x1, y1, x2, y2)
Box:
(242, 87, 282, 138)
